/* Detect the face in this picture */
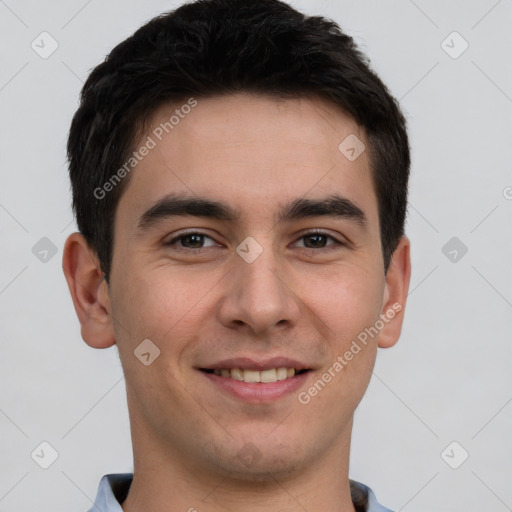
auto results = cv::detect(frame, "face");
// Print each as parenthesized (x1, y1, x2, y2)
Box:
(106, 93, 399, 480)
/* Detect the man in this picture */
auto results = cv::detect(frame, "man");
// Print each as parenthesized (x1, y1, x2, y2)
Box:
(62, 0, 411, 510)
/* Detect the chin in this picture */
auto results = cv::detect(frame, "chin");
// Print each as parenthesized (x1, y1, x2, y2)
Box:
(206, 435, 312, 482)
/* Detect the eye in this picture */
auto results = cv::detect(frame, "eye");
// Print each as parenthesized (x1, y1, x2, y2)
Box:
(294, 231, 343, 250)
(164, 230, 344, 252)
(165, 232, 218, 250)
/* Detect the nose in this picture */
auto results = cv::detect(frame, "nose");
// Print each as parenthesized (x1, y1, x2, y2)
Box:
(216, 241, 301, 336)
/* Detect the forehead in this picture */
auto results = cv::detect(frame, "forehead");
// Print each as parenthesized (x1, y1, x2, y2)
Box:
(116, 93, 378, 230)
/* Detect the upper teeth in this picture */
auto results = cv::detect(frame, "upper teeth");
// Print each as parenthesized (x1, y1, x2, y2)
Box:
(213, 368, 296, 383)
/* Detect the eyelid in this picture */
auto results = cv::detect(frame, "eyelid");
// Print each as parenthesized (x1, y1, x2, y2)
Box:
(296, 228, 341, 239)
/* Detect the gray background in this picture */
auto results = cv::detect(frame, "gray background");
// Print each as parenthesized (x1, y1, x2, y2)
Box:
(1, 0, 511, 510)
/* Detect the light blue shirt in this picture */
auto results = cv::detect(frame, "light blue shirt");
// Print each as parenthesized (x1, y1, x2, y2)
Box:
(88, 473, 395, 511)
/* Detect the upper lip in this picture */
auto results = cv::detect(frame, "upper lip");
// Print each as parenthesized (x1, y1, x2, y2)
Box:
(199, 357, 311, 372)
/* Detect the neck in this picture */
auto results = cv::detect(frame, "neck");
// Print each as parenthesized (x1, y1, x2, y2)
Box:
(122, 416, 357, 512)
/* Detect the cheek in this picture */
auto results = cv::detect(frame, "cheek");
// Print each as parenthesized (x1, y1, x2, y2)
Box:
(110, 263, 221, 356)
(310, 264, 384, 341)
(303, 274, 381, 417)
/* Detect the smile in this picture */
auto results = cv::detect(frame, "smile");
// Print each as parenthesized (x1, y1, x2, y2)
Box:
(199, 366, 312, 402)
(201, 367, 308, 383)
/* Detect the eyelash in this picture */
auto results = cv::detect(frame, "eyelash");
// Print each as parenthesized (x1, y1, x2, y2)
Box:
(164, 230, 345, 252)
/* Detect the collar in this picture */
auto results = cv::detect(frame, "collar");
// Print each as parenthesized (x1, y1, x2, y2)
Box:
(89, 473, 395, 512)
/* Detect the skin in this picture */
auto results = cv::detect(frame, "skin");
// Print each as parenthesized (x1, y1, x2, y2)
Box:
(63, 93, 411, 511)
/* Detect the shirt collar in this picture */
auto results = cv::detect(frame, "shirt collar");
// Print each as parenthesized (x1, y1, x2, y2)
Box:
(88, 473, 394, 512)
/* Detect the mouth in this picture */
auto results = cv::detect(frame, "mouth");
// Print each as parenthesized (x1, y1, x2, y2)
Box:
(197, 358, 313, 402)
(200, 367, 310, 383)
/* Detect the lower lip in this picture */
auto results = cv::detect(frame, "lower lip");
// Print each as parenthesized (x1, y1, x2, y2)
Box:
(200, 371, 311, 403)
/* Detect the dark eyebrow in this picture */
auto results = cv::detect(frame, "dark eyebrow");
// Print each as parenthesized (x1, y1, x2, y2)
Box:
(136, 193, 240, 230)
(136, 193, 367, 231)
(276, 195, 367, 226)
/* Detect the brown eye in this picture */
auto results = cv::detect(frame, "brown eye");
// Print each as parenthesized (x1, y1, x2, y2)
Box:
(295, 231, 342, 250)
(166, 232, 217, 250)
(180, 234, 206, 248)
(303, 234, 329, 248)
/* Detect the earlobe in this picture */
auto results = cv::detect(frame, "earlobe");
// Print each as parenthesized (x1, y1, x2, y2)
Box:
(377, 236, 411, 349)
(62, 232, 116, 349)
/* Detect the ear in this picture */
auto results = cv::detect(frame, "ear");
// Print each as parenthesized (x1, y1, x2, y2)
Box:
(62, 232, 115, 349)
(377, 236, 411, 349)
